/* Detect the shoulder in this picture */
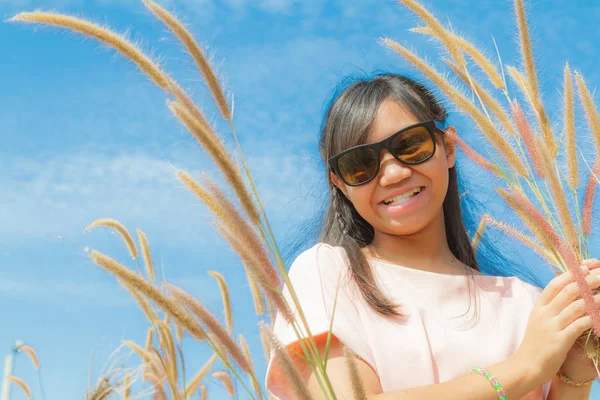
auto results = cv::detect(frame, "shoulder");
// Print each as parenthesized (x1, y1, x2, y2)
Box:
(288, 242, 348, 279)
(512, 276, 544, 303)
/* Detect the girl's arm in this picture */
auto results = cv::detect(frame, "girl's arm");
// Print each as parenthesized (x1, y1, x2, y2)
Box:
(301, 336, 542, 400)
(547, 375, 593, 400)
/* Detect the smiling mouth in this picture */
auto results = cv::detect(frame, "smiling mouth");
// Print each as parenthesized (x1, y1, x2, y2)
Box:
(380, 186, 425, 206)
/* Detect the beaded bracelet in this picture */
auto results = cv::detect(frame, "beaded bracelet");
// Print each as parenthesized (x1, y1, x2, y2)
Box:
(556, 370, 597, 387)
(468, 366, 507, 400)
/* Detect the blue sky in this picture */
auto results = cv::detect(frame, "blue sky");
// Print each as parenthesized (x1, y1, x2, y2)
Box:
(1, 0, 600, 399)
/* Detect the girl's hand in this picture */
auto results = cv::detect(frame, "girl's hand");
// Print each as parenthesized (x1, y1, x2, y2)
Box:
(558, 258, 600, 384)
(514, 262, 600, 386)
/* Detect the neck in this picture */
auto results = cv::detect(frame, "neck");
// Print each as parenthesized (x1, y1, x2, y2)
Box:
(365, 209, 468, 274)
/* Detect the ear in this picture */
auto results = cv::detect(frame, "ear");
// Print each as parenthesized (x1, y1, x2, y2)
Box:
(443, 126, 457, 169)
(330, 172, 349, 198)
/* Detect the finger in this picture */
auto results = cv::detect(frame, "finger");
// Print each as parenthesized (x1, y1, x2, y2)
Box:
(556, 292, 600, 331)
(564, 315, 593, 343)
(540, 265, 590, 306)
(581, 259, 600, 269)
(547, 273, 600, 316)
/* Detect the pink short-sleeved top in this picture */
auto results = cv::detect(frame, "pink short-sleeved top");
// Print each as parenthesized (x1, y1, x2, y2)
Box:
(265, 242, 551, 399)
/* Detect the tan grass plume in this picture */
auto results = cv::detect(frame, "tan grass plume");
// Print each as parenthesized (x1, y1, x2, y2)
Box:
(381, 38, 527, 176)
(583, 161, 600, 236)
(342, 346, 368, 400)
(564, 64, 578, 189)
(575, 71, 600, 155)
(211, 371, 235, 397)
(445, 129, 503, 177)
(136, 229, 155, 281)
(90, 250, 207, 341)
(185, 354, 218, 397)
(471, 217, 487, 251)
(85, 218, 138, 259)
(165, 283, 251, 373)
(259, 321, 313, 400)
(143, 0, 231, 120)
(8, 376, 31, 399)
(208, 270, 233, 334)
(9, 12, 170, 89)
(514, 0, 557, 156)
(169, 101, 260, 225)
(412, 26, 504, 89)
(17, 345, 40, 370)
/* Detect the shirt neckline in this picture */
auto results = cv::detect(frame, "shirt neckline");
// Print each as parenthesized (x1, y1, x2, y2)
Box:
(367, 257, 506, 279)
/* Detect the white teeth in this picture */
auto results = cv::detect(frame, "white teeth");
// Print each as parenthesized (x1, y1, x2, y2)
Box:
(382, 187, 423, 206)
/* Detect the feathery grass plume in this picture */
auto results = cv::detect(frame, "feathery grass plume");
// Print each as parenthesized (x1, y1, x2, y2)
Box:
(8, 376, 31, 399)
(397, 0, 466, 69)
(496, 188, 576, 265)
(156, 320, 178, 390)
(471, 217, 487, 251)
(137, 229, 155, 281)
(177, 170, 281, 292)
(583, 161, 600, 236)
(564, 64, 578, 189)
(9, 12, 170, 90)
(411, 26, 504, 89)
(510, 100, 547, 177)
(168, 101, 260, 225)
(247, 267, 266, 315)
(575, 71, 600, 154)
(144, 372, 167, 400)
(145, 327, 154, 350)
(211, 371, 235, 397)
(202, 174, 281, 288)
(341, 346, 368, 400)
(164, 283, 252, 373)
(445, 60, 515, 136)
(17, 344, 40, 370)
(142, 0, 231, 120)
(200, 385, 208, 400)
(123, 374, 131, 400)
(176, 324, 183, 343)
(381, 38, 527, 177)
(208, 271, 233, 334)
(445, 129, 503, 177)
(185, 354, 218, 397)
(259, 321, 313, 400)
(119, 279, 159, 323)
(124, 340, 156, 364)
(90, 251, 207, 341)
(85, 218, 138, 259)
(239, 334, 262, 400)
(513, 0, 557, 156)
(498, 188, 600, 336)
(482, 215, 559, 267)
(259, 324, 273, 364)
(213, 221, 293, 324)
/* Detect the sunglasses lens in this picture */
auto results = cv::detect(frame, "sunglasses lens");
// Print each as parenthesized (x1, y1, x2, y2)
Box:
(390, 125, 434, 163)
(337, 147, 379, 185)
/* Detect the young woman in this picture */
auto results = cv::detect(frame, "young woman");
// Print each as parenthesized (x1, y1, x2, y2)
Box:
(264, 74, 600, 399)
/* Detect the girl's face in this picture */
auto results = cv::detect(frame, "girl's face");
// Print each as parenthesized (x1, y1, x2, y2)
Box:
(330, 98, 457, 237)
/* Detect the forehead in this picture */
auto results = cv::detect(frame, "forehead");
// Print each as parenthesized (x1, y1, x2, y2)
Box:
(366, 99, 420, 144)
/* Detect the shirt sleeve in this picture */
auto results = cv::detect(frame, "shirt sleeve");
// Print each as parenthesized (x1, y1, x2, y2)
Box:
(264, 243, 375, 400)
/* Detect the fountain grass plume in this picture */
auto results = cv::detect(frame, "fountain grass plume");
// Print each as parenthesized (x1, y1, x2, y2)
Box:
(185, 354, 217, 397)
(211, 371, 235, 397)
(90, 250, 207, 341)
(9, 12, 170, 89)
(208, 271, 234, 334)
(381, 38, 527, 177)
(564, 64, 578, 189)
(136, 229, 155, 281)
(411, 26, 504, 89)
(142, 0, 231, 120)
(168, 101, 260, 225)
(583, 161, 600, 237)
(164, 283, 253, 374)
(85, 218, 138, 259)
(445, 59, 515, 136)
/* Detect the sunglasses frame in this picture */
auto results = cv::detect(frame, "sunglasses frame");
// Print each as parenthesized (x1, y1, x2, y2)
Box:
(328, 120, 445, 187)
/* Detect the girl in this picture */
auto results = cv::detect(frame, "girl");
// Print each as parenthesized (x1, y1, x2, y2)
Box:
(264, 74, 599, 399)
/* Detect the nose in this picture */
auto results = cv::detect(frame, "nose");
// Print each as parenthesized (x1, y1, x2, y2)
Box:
(377, 150, 412, 186)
